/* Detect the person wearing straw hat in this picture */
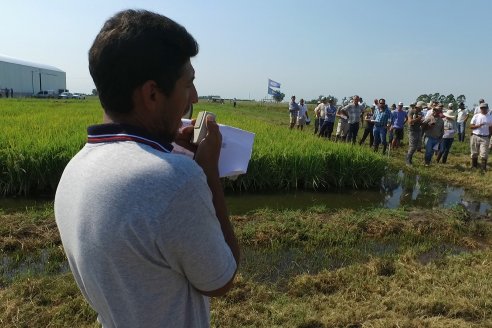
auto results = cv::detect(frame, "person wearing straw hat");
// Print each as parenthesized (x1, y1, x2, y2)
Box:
(469, 102, 492, 170)
(436, 109, 456, 164)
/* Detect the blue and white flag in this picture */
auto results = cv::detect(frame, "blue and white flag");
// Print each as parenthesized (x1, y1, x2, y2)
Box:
(268, 87, 276, 95)
(268, 79, 281, 88)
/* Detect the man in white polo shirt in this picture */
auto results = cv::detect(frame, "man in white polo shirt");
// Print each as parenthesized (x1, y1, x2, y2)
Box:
(470, 102, 492, 170)
(55, 10, 239, 328)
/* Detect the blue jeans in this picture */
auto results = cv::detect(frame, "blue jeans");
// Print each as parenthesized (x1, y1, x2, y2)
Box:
(373, 126, 387, 147)
(439, 138, 454, 163)
(457, 122, 466, 142)
(346, 122, 360, 144)
(425, 136, 440, 164)
(319, 121, 334, 138)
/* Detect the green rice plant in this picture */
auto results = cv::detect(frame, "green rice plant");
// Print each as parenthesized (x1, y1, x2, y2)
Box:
(0, 98, 387, 195)
(0, 99, 100, 196)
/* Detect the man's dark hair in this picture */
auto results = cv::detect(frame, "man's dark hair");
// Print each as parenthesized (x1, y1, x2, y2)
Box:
(89, 9, 199, 114)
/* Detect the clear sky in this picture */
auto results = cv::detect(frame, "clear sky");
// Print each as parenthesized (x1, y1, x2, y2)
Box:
(3, 0, 491, 105)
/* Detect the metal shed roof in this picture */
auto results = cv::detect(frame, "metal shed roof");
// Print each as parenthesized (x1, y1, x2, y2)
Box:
(0, 53, 64, 73)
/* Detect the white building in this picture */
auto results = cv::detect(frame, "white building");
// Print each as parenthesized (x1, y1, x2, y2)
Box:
(0, 54, 66, 97)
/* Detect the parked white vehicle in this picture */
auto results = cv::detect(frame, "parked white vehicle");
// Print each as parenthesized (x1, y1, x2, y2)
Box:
(34, 90, 57, 98)
(72, 93, 86, 99)
(58, 92, 73, 99)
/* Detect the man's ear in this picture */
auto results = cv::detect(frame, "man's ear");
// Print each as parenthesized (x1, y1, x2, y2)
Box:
(138, 80, 162, 112)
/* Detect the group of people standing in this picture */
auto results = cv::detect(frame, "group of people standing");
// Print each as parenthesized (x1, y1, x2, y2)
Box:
(1, 87, 13, 98)
(288, 96, 310, 130)
(289, 95, 492, 170)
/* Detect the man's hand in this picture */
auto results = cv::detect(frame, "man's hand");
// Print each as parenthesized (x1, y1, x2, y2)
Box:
(174, 119, 197, 153)
(194, 117, 222, 178)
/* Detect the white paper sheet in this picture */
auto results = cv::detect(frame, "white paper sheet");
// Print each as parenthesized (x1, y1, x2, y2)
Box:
(174, 119, 255, 178)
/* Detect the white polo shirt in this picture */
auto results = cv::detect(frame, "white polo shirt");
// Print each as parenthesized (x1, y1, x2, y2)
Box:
(470, 113, 492, 136)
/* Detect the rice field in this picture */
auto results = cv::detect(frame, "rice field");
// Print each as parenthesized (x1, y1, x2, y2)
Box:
(0, 98, 387, 196)
(2, 203, 492, 327)
(1, 98, 492, 328)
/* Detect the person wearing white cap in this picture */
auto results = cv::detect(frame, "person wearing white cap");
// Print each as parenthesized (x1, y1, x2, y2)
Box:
(469, 102, 492, 170)
(474, 98, 485, 115)
(436, 109, 456, 164)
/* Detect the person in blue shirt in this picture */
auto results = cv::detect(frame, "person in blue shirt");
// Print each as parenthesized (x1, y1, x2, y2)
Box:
(372, 98, 392, 154)
(288, 96, 300, 129)
(389, 102, 408, 150)
(319, 98, 337, 139)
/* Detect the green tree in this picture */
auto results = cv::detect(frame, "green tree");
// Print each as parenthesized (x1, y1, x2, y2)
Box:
(416, 93, 467, 109)
(92, 89, 98, 96)
(272, 91, 285, 103)
(416, 94, 431, 103)
(341, 96, 350, 106)
(457, 94, 466, 104)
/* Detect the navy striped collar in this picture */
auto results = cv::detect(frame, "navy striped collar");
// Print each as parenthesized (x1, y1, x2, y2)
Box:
(87, 123, 174, 153)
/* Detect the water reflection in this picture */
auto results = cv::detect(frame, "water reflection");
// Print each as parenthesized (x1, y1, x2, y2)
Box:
(227, 170, 491, 216)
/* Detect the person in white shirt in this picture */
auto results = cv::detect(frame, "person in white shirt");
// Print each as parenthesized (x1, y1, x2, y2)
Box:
(297, 98, 309, 131)
(289, 96, 300, 129)
(313, 98, 326, 135)
(474, 98, 485, 115)
(437, 109, 456, 164)
(456, 102, 469, 142)
(469, 103, 492, 170)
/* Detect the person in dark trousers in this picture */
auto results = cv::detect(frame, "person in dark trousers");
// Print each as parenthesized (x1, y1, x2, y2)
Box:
(372, 98, 392, 154)
(406, 101, 425, 165)
(341, 95, 364, 144)
(288, 96, 300, 129)
(437, 109, 456, 164)
(359, 106, 375, 147)
(10, 88, 13, 98)
(313, 98, 326, 135)
(319, 98, 337, 139)
(422, 106, 444, 166)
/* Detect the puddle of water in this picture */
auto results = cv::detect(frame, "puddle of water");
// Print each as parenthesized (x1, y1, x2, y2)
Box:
(0, 197, 51, 213)
(241, 241, 400, 284)
(226, 170, 491, 215)
(1, 249, 69, 281)
(418, 244, 469, 265)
